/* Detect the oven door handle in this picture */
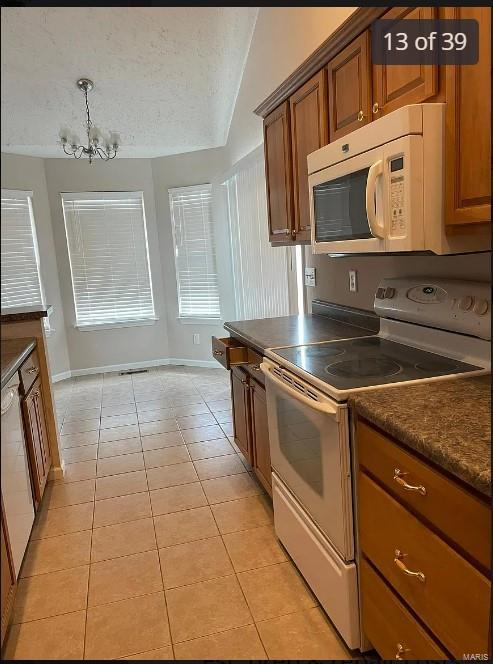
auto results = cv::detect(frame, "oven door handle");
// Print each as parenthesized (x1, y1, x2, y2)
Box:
(365, 160, 385, 239)
(260, 362, 340, 420)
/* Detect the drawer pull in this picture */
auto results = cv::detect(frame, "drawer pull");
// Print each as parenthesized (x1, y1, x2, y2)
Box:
(394, 549, 425, 583)
(395, 642, 410, 660)
(213, 350, 224, 357)
(252, 364, 261, 371)
(27, 367, 38, 375)
(393, 468, 426, 495)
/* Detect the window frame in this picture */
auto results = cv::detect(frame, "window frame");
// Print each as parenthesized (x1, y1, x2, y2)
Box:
(1, 189, 52, 331)
(61, 190, 157, 331)
(168, 183, 222, 323)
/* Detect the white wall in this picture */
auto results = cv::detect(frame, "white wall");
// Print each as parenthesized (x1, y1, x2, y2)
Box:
(151, 147, 235, 363)
(226, 6, 357, 166)
(1, 153, 70, 377)
(43, 158, 170, 373)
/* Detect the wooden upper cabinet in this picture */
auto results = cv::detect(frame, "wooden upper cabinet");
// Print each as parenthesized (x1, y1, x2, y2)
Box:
(372, 7, 439, 117)
(289, 71, 328, 242)
(444, 6, 491, 227)
(263, 102, 294, 243)
(327, 31, 372, 141)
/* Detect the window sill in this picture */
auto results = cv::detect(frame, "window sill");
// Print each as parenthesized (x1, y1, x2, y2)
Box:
(75, 318, 159, 332)
(178, 317, 223, 326)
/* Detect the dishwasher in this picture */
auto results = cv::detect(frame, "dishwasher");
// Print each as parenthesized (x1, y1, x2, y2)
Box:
(1, 373, 35, 577)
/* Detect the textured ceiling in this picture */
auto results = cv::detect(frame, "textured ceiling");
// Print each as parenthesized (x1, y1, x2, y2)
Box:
(1, 7, 258, 158)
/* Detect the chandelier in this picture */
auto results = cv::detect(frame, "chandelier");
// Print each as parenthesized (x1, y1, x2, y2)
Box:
(61, 78, 119, 163)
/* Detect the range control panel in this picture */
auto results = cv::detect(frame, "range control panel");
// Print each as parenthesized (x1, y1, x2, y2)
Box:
(374, 278, 491, 340)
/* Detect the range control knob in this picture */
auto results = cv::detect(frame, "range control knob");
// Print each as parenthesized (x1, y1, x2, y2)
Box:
(458, 295, 474, 312)
(385, 286, 396, 299)
(473, 299, 489, 316)
(376, 287, 386, 299)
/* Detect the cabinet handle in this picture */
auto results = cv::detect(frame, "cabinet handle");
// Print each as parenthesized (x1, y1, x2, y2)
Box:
(394, 549, 425, 582)
(393, 468, 426, 495)
(252, 365, 261, 372)
(285, 229, 290, 235)
(395, 643, 410, 660)
(241, 379, 249, 387)
(27, 367, 38, 375)
(372, 102, 380, 115)
(357, 110, 365, 122)
(213, 350, 224, 356)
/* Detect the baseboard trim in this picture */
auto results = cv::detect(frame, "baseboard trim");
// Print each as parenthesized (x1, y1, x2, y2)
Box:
(63, 357, 220, 378)
(51, 370, 72, 383)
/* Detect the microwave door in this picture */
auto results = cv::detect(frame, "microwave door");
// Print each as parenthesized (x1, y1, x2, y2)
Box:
(309, 148, 386, 254)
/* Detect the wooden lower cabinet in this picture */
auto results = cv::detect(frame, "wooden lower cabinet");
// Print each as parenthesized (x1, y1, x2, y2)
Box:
(1, 498, 16, 647)
(230, 366, 252, 463)
(22, 377, 51, 507)
(356, 419, 491, 660)
(249, 379, 272, 496)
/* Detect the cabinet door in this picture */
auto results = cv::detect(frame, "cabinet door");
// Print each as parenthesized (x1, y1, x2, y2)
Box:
(250, 380, 272, 496)
(372, 7, 438, 117)
(289, 71, 328, 242)
(230, 367, 252, 464)
(444, 6, 491, 227)
(22, 379, 50, 506)
(327, 31, 372, 142)
(264, 101, 294, 243)
(1, 497, 16, 646)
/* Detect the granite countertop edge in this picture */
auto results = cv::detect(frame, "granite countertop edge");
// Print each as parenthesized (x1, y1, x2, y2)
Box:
(1, 305, 53, 323)
(350, 376, 491, 497)
(1, 339, 37, 390)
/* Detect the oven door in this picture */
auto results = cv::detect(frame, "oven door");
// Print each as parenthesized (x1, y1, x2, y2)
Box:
(261, 360, 353, 561)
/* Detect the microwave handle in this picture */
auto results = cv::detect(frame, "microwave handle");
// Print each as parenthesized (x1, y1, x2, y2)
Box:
(366, 160, 385, 239)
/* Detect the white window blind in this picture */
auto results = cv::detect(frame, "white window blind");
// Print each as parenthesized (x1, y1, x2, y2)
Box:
(224, 158, 292, 320)
(1, 189, 44, 309)
(169, 184, 221, 319)
(61, 191, 156, 327)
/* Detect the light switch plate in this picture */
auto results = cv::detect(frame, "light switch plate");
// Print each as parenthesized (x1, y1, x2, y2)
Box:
(304, 267, 316, 287)
(193, 333, 200, 345)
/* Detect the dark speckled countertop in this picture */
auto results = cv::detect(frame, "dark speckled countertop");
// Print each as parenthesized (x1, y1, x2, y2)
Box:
(1, 338, 37, 390)
(1, 304, 52, 323)
(224, 310, 377, 354)
(350, 375, 491, 497)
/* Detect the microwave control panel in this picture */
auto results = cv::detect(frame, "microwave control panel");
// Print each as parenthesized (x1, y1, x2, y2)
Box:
(389, 156, 405, 236)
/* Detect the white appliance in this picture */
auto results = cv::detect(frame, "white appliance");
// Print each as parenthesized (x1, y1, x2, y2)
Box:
(1, 374, 35, 577)
(308, 103, 490, 255)
(261, 278, 490, 651)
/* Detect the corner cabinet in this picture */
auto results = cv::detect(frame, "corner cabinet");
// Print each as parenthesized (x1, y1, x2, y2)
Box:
(22, 377, 51, 507)
(263, 102, 294, 244)
(444, 6, 491, 227)
(371, 7, 440, 118)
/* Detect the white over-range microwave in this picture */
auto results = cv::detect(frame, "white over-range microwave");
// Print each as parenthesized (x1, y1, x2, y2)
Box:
(307, 103, 489, 255)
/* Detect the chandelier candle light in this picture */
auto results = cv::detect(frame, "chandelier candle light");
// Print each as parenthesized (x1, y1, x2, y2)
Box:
(61, 78, 119, 163)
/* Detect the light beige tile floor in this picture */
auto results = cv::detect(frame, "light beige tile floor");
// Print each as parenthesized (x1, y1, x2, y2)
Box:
(4, 366, 354, 660)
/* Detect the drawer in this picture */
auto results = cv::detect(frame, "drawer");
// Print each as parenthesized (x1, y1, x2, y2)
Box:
(211, 337, 248, 370)
(19, 349, 40, 396)
(245, 348, 265, 386)
(361, 557, 448, 660)
(357, 420, 491, 569)
(358, 471, 491, 659)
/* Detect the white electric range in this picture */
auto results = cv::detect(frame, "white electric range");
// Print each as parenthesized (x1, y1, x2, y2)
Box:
(260, 278, 491, 651)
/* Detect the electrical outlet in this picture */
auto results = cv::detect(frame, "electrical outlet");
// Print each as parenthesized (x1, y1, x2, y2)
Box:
(193, 333, 200, 345)
(304, 267, 316, 287)
(349, 269, 358, 292)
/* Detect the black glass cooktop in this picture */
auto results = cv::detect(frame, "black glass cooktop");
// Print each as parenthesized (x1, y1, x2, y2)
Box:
(272, 336, 481, 390)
